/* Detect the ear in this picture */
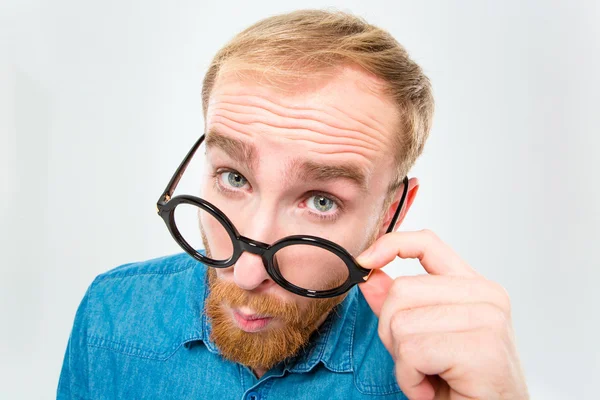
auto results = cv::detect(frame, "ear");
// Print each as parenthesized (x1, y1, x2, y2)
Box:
(378, 177, 420, 236)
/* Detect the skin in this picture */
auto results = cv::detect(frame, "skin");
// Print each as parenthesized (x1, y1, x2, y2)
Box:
(204, 65, 528, 398)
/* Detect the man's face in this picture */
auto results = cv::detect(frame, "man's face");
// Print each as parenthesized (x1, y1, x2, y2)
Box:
(201, 65, 399, 371)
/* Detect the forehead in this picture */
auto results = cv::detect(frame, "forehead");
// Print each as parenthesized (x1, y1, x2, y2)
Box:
(205, 65, 399, 189)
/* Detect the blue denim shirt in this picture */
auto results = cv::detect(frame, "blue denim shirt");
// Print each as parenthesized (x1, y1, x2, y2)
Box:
(58, 252, 406, 399)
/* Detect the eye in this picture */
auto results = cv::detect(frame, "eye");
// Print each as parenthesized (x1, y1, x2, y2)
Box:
(307, 194, 338, 213)
(221, 171, 249, 189)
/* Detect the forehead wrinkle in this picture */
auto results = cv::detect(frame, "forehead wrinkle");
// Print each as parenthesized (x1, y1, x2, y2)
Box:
(211, 95, 390, 152)
(205, 128, 258, 170)
(214, 93, 389, 136)
(209, 107, 382, 163)
(285, 158, 369, 193)
(211, 106, 382, 154)
(212, 113, 382, 160)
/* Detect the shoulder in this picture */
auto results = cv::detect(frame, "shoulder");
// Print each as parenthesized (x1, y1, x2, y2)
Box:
(94, 251, 199, 281)
(89, 251, 204, 307)
(84, 252, 206, 360)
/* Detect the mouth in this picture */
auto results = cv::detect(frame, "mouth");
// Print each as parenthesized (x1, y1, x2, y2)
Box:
(231, 307, 274, 333)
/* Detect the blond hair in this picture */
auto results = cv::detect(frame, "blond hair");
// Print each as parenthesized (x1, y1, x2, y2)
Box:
(202, 9, 434, 194)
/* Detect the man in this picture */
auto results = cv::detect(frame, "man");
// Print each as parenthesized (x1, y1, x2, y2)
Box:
(58, 9, 528, 400)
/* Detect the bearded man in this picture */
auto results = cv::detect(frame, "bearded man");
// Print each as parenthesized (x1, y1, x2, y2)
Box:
(58, 9, 529, 400)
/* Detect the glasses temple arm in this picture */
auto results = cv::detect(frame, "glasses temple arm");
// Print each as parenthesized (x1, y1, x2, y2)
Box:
(385, 175, 409, 234)
(157, 134, 206, 204)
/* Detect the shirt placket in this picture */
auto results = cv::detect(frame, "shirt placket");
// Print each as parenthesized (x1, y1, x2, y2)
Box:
(238, 363, 287, 400)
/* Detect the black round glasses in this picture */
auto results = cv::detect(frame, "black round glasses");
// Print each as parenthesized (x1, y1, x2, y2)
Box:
(157, 134, 409, 298)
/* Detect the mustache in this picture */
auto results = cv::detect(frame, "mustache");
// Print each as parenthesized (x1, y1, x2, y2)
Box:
(208, 278, 304, 325)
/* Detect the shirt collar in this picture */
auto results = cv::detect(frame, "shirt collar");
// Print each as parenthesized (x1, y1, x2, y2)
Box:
(183, 258, 358, 374)
(181, 258, 219, 354)
(284, 287, 357, 374)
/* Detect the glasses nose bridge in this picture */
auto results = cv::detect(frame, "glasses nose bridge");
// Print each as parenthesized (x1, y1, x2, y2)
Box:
(238, 235, 270, 256)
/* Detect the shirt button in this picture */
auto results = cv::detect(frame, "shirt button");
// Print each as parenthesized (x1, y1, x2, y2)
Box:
(246, 391, 260, 400)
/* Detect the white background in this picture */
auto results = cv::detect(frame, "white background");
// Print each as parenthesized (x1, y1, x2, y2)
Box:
(1, 0, 599, 398)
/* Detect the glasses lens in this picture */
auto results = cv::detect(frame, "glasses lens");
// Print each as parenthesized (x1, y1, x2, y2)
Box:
(173, 203, 234, 262)
(273, 244, 350, 292)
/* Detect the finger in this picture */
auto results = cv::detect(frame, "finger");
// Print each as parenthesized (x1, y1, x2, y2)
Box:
(358, 269, 393, 317)
(392, 331, 463, 400)
(375, 275, 507, 353)
(393, 331, 490, 399)
(382, 275, 511, 313)
(389, 303, 507, 338)
(394, 361, 435, 400)
(356, 230, 478, 277)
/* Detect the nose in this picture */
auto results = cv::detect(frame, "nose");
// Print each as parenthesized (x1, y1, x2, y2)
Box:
(232, 251, 274, 292)
(229, 202, 282, 292)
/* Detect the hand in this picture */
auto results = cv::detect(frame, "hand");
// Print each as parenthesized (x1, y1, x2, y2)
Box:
(356, 230, 529, 400)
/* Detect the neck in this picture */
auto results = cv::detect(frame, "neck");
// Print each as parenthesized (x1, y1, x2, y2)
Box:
(252, 367, 267, 379)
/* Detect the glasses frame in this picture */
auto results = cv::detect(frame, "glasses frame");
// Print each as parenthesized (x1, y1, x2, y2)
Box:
(157, 134, 409, 298)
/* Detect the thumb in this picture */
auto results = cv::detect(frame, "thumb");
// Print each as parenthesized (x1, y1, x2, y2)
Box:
(358, 269, 393, 317)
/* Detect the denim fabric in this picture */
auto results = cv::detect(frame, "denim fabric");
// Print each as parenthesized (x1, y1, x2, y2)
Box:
(58, 252, 406, 399)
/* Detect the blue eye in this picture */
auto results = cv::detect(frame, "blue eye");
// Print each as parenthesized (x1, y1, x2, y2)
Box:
(222, 171, 248, 189)
(307, 195, 337, 213)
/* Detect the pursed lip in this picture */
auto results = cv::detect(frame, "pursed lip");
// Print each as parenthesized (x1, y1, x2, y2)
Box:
(231, 308, 273, 332)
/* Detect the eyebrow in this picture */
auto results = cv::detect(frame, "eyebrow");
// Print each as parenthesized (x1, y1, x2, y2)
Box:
(290, 160, 368, 193)
(206, 129, 258, 170)
(206, 129, 368, 192)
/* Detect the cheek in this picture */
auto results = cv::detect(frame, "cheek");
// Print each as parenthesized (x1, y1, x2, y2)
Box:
(214, 269, 229, 280)
(274, 245, 351, 291)
(199, 209, 234, 260)
(291, 296, 312, 314)
(329, 208, 379, 256)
